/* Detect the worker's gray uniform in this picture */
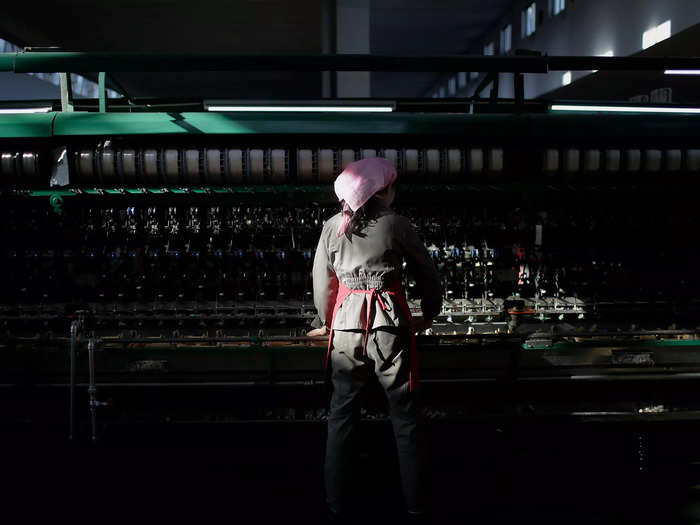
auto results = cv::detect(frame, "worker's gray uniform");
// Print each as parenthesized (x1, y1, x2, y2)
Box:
(312, 204, 442, 515)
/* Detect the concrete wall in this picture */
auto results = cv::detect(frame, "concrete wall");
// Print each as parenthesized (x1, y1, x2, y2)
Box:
(432, 0, 700, 100)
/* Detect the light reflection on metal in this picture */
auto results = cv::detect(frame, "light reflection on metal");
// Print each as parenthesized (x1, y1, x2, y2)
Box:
(0, 107, 52, 114)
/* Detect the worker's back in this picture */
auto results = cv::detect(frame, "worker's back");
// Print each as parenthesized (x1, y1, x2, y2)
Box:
(314, 203, 442, 330)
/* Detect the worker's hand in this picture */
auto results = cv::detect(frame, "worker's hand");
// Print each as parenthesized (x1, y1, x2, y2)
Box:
(413, 318, 433, 335)
(306, 325, 329, 337)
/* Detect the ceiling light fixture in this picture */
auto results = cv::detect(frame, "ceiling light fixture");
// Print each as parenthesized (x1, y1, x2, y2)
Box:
(206, 105, 393, 113)
(664, 70, 700, 75)
(551, 104, 700, 114)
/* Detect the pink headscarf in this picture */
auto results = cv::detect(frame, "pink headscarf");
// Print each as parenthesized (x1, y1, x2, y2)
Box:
(334, 157, 397, 237)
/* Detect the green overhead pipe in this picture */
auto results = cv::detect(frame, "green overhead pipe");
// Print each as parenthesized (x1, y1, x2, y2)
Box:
(0, 54, 14, 71)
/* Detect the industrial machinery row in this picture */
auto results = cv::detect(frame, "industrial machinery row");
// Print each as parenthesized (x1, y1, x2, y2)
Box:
(2, 110, 700, 439)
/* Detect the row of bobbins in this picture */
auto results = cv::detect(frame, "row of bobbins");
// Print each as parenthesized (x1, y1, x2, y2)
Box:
(74, 148, 288, 185)
(5, 146, 700, 185)
(296, 147, 504, 182)
(543, 148, 700, 173)
(0, 151, 40, 180)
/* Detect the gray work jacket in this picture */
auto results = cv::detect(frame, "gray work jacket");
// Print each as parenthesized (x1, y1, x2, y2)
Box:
(312, 205, 442, 330)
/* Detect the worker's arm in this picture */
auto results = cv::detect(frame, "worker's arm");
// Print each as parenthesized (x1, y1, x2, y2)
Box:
(395, 216, 443, 326)
(310, 223, 339, 333)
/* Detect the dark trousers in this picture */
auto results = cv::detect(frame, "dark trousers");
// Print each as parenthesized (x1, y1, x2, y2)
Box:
(325, 327, 425, 515)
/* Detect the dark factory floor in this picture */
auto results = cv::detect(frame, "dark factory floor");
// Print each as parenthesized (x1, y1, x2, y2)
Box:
(5, 419, 700, 525)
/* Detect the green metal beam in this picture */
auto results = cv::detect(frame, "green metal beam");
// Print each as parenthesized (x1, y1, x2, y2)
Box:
(10, 183, 695, 202)
(18, 186, 334, 197)
(523, 340, 700, 351)
(47, 111, 700, 138)
(51, 111, 524, 136)
(0, 114, 55, 138)
(0, 54, 14, 71)
(0, 111, 696, 140)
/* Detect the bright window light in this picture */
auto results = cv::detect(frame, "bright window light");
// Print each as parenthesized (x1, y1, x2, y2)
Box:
(206, 105, 393, 113)
(657, 20, 672, 42)
(0, 107, 52, 114)
(483, 42, 495, 56)
(561, 71, 572, 86)
(552, 0, 565, 16)
(448, 76, 456, 95)
(643, 20, 671, 49)
(470, 71, 479, 81)
(665, 70, 700, 75)
(551, 104, 700, 114)
(522, 2, 536, 38)
(500, 24, 512, 53)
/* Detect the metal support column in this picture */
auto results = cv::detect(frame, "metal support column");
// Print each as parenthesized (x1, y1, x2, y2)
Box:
(98, 71, 107, 112)
(475, 71, 496, 98)
(68, 316, 82, 441)
(59, 72, 74, 112)
(514, 72, 524, 109)
(490, 73, 500, 108)
(87, 337, 106, 442)
(335, 0, 370, 98)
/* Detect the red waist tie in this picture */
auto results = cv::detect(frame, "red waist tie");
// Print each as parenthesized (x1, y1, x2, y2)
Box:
(325, 280, 420, 391)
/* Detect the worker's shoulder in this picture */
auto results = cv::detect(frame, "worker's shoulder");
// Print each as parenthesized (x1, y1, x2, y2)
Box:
(321, 212, 343, 235)
(382, 210, 413, 230)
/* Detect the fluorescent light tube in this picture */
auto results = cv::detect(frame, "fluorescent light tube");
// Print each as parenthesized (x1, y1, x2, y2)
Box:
(0, 107, 52, 114)
(665, 70, 700, 75)
(551, 104, 700, 114)
(206, 105, 393, 113)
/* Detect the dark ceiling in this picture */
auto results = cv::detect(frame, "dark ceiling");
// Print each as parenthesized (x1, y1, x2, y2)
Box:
(370, 0, 516, 97)
(0, 0, 518, 100)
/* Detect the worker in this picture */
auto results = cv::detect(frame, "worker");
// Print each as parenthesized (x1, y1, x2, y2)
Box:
(307, 157, 442, 523)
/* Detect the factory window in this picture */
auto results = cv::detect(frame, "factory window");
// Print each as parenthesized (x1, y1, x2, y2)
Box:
(561, 71, 572, 86)
(448, 76, 456, 96)
(642, 20, 671, 50)
(483, 42, 495, 56)
(500, 24, 512, 53)
(521, 3, 536, 38)
(439, 86, 446, 98)
(469, 71, 479, 81)
(551, 0, 565, 16)
(458, 71, 467, 88)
